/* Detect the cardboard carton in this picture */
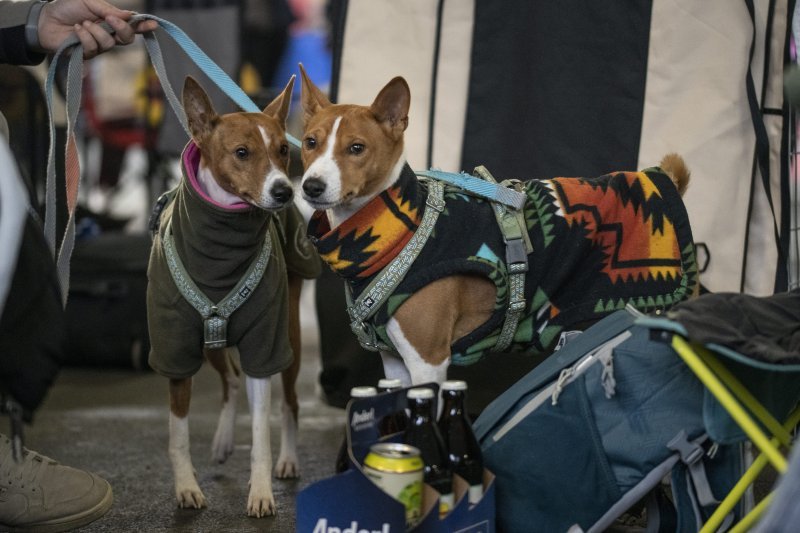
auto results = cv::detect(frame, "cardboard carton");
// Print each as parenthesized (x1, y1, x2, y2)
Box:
(297, 384, 495, 532)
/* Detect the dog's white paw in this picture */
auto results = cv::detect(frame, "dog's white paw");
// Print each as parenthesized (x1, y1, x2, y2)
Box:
(175, 484, 207, 509)
(274, 453, 299, 479)
(246, 487, 276, 517)
(211, 429, 235, 464)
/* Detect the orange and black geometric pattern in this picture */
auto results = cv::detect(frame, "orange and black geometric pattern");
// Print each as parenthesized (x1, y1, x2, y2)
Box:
(308, 164, 697, 364)
(545, 171, 683, 285)
(308, 168, 424, 280)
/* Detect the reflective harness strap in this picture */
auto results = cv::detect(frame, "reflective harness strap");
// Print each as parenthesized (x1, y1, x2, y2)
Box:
(345, 180, 446, 352)
(472, 166, 532, 352)
(346, 165, 532, 354)
(162, 218, 272, 349)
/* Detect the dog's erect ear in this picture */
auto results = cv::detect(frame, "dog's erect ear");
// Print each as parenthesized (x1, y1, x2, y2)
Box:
(370, 77, 410, 139)
(182, 76, 218, 146)
(299, 63, 331, 125)
(263, 75, 295, 126)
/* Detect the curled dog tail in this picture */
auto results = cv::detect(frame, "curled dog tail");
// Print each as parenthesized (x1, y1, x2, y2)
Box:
(659, 153, 690, 196)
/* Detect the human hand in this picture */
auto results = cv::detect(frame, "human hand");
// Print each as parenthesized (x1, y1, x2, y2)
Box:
(37, 0, 159, 59)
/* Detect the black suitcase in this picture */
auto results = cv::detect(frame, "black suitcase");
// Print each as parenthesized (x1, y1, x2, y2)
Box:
(64, 231, 151, 370)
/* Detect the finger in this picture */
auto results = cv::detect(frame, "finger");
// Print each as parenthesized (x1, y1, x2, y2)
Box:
(80, 20, 116, 55)
(133, 19, 159, 34)
(73, 24, 99, 59)
(84, 0, 131, 23)
(106, 15, 134, 44)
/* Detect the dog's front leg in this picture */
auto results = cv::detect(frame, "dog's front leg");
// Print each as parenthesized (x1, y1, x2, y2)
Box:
(383, 275, 493, 387)
(275, 273, 302, 479)
(385, 317, 449, 386)
(207, 347, 240, 464)
(380, 350, 413, 386)
(245, 375, 276, 517)
(169, 377, 207, 509)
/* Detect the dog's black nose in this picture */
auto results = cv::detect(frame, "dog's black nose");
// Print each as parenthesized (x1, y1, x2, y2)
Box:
(302, 177, 326, 198)
(270, 182, 293, 203)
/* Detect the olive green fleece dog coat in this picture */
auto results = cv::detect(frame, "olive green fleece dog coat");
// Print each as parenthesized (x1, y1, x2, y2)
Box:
(147, 141, 321, 379)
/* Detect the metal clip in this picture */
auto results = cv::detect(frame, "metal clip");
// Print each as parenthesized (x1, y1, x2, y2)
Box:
(351, 319, 383, 352)
(204, 308, 228, 349)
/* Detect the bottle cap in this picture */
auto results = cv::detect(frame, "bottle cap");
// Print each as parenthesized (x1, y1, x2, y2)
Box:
(378, 378, 403, 390)
(350, 386, 377, 398)
(441, 380, 467, 391)
(407, 387, 435, 400)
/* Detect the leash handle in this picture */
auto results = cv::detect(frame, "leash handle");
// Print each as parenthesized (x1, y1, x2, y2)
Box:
(43, 14, 301, 305)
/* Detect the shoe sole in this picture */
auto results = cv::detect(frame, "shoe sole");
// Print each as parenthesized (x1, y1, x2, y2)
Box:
(0, 482, 113, 533)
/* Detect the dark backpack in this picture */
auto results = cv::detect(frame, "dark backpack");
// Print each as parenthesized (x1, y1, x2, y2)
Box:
(473, 308, 748, 532)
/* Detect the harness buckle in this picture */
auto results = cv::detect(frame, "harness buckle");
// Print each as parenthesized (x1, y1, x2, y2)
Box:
(505, 238, 529, 272)
(426, 194, 445, 213)
(351, 319, 385, 352)
(668, 430, 706, 466)
(204, 312, 228, 350)
(509, 299, 527, 312)
(148, 188, 176, 238)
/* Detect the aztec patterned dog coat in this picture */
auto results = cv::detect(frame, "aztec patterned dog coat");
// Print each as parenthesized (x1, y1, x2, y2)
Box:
(308, 164, 697, 365)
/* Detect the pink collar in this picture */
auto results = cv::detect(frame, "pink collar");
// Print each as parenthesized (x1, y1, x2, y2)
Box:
(182, 141, 250, 211)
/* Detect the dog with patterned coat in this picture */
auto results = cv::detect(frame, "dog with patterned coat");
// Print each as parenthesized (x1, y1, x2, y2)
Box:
(298, 67, 696, 387)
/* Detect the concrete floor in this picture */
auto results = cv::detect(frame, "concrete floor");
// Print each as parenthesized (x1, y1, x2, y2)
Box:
(25, 281, 344, 532)
(19, 276, 783, 533)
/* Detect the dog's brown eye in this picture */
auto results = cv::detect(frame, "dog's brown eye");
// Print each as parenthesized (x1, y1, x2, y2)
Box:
(305, 137, 317, 150)
(279, 144, 289, 156)
(235, 147, 249, 160)
(349, 143, 364, 155)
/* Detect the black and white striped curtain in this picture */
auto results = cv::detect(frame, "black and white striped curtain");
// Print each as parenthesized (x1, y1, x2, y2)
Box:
(329, 0, 792, 295)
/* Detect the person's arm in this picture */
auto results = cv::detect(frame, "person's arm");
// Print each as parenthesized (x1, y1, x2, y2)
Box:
(0, 0, 158, 66)
(0, 1, 45, 65)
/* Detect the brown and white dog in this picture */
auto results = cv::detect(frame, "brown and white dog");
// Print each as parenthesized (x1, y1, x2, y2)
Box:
(146, 76, 310, 517)
(297, 66, 696, 388)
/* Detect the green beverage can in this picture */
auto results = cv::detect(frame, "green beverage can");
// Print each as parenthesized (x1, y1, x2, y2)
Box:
(363, 442, 424, 526)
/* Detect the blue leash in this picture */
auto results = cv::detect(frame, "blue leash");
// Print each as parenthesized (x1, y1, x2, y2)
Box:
(416, 169, 526, 210)
(130, 14, 523, 209)
(128, 14, 302, 149)
(43, 13, 302, 304)
(130, 15, 520, 209)
(43, 13, 524, 303)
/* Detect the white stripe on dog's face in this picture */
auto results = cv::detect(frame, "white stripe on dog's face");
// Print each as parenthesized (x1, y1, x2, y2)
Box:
(301, 116, 342, 208)
(299, 95, 407, 228)
(257, 125, 292, 209)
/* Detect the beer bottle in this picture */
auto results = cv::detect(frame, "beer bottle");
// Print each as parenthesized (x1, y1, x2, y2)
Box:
(403, 387, 454, 517)
(438, 380, 484, 505)
(378, 378, 403, 393)
(377, 378, 408, 436)
(335, 386, 377, 473)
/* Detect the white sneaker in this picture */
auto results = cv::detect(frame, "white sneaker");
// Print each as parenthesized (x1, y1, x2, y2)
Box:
(0, 435, 113, 532)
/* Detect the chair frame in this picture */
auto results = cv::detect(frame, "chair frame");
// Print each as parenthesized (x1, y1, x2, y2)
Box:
(670, 335, 800, 532)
